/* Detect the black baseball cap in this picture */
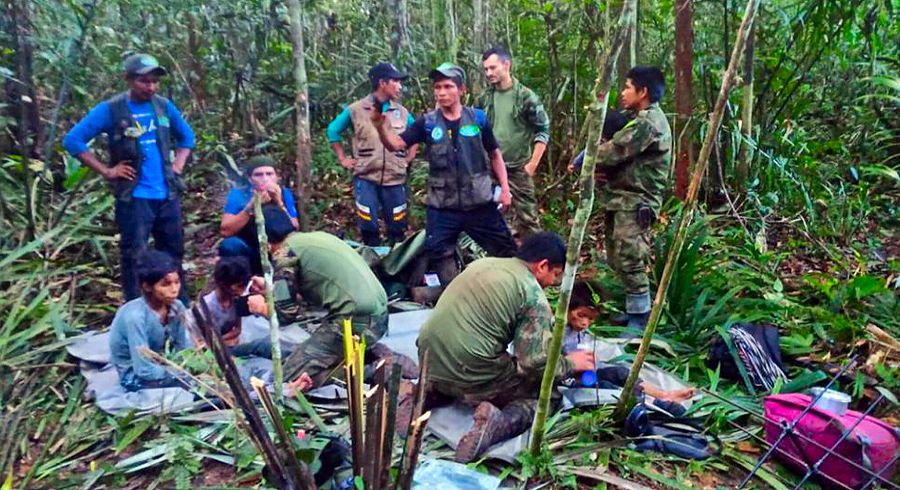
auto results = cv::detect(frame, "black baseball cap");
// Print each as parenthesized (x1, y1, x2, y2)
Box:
(368, 62, 408, 82)
(123, 53, 168, 77)
(429, 62, 466, 86)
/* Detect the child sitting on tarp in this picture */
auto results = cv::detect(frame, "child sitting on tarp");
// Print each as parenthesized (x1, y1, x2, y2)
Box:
(564, 281, 695, 403)
(194, 256, 279, 359)
(109, 250, 191, 391)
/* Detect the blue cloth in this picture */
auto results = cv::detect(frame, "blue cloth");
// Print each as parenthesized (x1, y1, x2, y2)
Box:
(108, 296, 189, 391)
(327, 103, 416, 143)
(222, 186, 299, 219)
(219, 236, 262, 275)
(115, 197, 186, 302)
(63, 98, 195, 200)
(353, 177, 408, 245)
(562, 325, 589, 354)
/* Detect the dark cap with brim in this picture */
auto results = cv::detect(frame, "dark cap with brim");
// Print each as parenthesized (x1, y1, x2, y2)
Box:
(429, 62, 466, 86)
(124, 53, 168, 77)
(243, 155, 277, 174)
(368, 62, 409, 82)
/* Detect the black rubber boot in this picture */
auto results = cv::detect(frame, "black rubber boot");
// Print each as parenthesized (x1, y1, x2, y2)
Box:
(624, 313, 649, 338)
(609, 313, 630, 326)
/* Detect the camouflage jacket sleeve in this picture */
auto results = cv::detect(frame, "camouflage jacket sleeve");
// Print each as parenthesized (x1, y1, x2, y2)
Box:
(520, 86, 551, 145)
(595, 116, 656, 168)
(512, 288, 573, 379)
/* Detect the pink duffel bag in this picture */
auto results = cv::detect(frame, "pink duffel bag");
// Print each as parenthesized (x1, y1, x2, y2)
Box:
(764, 393, 900, 489)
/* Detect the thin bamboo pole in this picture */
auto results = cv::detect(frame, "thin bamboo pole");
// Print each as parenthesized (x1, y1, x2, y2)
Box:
(253, 194, 284, 401)
(613, 0, 762, 420)
(528, 0, 636, 457)
(395, 412, 432, 490)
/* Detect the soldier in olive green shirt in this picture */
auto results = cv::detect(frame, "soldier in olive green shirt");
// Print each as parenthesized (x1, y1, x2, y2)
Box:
(256, 208, 390, 391)
(479, 47, 550, 239)
(595, 66, 672, 334)
(417, 233, 595, 462)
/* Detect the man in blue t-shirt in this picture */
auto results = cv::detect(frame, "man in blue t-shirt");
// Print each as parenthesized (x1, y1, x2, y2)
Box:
(219, 155, 299, 274)
(63, 53, 195, 301)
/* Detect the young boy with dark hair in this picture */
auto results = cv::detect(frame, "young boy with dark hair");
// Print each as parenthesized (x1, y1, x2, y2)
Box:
(194, 256, 273, 358)
(109, 250, 190, 391)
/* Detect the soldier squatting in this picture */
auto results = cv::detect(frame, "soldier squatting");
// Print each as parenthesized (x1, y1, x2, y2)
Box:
(63, 51, 672, 462)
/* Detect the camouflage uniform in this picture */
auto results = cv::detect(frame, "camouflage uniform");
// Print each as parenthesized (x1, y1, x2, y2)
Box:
(274, 232, 390, 385)
(417, 257, 571, 419)
(477, 80, 550, 238)
(596, 103, 672, 314)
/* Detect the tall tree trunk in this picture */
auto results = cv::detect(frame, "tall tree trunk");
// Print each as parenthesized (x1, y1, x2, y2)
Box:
(9, 0, 41, 240)
(529, 0, 636, 457)
(616, 0, 638, 88)
(286, 0, 312, 230)
(735, 22, 754, 192)
(188, 12, 208, 112)
(673, 0, 693, 199)
(389, 0, 410, 60)
(471, 0, 485, 92)
(613, 0, 761, 421)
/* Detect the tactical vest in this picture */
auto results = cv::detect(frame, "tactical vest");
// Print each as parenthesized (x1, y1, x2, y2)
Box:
(423, 107, 493, 210)
(107, 92, 183, 201)
(347, 97, 410, 186)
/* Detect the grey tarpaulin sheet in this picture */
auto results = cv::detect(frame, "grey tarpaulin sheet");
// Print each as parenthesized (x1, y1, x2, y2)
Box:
(66, 316, 311, 416)
(377, 310, 695, 462)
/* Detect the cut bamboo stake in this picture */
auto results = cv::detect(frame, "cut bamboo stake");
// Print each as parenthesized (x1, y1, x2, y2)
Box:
(251, 377, 316, 489)
(613, 0, 762, 420)
(193, 298, 313, 489)
(529, 0, 636, 457)
(395, 412, 432, 490)
(343, 319, 366, 479)
(381, 363, 403, 489)
(253, 193, 284, 401)
(365, 361, 388, 490)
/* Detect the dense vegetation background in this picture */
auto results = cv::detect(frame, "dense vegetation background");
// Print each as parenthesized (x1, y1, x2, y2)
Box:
(1, 0, 897, 487)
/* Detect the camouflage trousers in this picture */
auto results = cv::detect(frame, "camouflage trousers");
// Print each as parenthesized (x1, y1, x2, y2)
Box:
(604, 209, 653, 295)
(424, 369, 542, 422)
(506, 166, 542, 239)
(283, 311, 388, 385)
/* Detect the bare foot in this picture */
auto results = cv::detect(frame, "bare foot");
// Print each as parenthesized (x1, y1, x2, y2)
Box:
(658, 387, 696, 402)
(285, 372, 313, 397)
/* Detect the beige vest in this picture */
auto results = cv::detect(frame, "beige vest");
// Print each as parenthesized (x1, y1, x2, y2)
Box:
(347, 96, 411, 186)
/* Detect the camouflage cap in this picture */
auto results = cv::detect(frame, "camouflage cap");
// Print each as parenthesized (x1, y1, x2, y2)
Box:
(429, 62, 466, 86)
(123, 53, 168, 77)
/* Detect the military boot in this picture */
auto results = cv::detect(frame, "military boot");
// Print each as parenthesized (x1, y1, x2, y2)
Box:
(623, 292, 651, 338)
(454, 401, 534, 463)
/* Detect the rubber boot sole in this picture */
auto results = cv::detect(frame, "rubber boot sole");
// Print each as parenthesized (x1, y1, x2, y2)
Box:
(454, 402, 503, 463)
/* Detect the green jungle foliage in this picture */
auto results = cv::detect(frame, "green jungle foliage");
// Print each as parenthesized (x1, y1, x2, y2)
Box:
(0, 0, 897, 487)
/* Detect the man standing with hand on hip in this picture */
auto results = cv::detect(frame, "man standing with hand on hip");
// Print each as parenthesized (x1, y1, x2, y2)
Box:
(64, 53, 195, 301)
(327, 62, 417, 246)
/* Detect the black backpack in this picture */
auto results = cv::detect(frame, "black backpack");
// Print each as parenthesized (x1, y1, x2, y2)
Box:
(708, 323, 788, 393)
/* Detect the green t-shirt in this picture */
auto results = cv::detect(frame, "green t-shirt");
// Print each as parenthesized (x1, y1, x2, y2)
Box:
(418, 257, 571, 387)
(278, 232, 387, 318)
(489, 87, 534, 168)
